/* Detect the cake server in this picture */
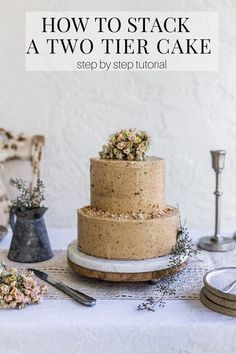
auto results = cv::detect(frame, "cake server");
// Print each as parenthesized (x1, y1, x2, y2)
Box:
(28, 268, 96, 306)
(222, 279, 236, 293)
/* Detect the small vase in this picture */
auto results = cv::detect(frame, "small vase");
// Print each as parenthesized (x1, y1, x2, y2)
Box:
(8, 206, 53, 263)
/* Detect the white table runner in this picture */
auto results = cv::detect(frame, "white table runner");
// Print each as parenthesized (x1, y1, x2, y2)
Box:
(0, 248, 213, 301)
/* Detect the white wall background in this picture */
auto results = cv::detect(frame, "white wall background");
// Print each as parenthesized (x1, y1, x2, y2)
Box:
(0, 0, 236, 232)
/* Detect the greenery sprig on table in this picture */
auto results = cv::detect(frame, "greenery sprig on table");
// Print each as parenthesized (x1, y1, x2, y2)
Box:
(99, 129, 151, 161)
(137, 222, 199, 312)
(9, 178, 45, 210)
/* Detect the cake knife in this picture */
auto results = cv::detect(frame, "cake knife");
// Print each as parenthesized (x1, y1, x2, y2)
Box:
(28, 268, 96, 306)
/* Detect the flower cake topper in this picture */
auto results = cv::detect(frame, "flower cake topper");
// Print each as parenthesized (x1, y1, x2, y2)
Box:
(99, 129, 151, 161)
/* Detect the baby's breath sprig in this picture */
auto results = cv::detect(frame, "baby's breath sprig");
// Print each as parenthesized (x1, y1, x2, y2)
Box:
(9, 178, 45, 210)
(137, 222, 199, 312)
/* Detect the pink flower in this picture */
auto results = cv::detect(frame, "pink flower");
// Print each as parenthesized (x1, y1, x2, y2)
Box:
(15, 291, 25, 303)
(30, 287, 40, 297)
(117, 142, 126, 150)
(23, 296, 31, 304)
(4, 295, 13, 303)
(128, 134, 135, 142)
(23, 277, 37, 290)
(24, 289, 32, 297)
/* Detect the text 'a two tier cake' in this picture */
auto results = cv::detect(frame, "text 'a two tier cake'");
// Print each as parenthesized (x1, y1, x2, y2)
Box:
(77, 129, 180, 261)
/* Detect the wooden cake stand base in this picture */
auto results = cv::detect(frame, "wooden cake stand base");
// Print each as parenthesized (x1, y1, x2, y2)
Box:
(67, 240, 187, 282)
(68, 258, 186, 282)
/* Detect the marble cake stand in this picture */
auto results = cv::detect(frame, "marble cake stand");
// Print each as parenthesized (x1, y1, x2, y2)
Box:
(67, 240, 188, 282)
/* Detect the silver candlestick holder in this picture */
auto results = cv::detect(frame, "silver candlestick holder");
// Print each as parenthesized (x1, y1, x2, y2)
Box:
(198, 150, 236, 252)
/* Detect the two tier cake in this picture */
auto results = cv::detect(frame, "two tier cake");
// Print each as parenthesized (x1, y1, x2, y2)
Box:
(77, 129, 179, 261)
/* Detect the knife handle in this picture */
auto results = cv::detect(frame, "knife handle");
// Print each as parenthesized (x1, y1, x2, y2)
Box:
(55, 282, 96, 306)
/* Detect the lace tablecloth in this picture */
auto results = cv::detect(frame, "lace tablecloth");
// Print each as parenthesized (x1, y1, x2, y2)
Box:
(0, 248, 213, 301)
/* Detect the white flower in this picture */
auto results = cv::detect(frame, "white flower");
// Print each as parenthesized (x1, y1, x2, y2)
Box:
(0, 284, 10, 295)
(10, 301, 17, 309)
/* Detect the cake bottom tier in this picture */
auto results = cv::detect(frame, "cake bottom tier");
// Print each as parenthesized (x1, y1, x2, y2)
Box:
(78, 206, 179, 260)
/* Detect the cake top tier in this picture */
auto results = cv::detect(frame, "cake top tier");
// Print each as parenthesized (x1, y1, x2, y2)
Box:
(90, 156, 165, 214)
(99, 128, 151, 161)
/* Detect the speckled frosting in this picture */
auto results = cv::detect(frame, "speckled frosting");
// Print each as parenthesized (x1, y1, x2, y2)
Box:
(78, 206, 179, 259)
(77, 156, 180, 260)
(90, 157, 165, 214)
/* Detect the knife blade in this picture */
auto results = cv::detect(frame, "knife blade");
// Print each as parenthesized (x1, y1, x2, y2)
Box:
(28, 268, 96, 306)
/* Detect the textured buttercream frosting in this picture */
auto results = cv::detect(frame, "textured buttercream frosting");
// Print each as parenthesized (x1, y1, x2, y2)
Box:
(78, 206, 179, 260)
(90, 157, 165, 214)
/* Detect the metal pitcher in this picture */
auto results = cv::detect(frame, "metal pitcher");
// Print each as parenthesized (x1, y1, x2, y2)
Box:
(8, 206, 53, 263)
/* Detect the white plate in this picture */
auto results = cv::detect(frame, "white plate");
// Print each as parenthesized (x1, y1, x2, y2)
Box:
(67, 240, 188, 274)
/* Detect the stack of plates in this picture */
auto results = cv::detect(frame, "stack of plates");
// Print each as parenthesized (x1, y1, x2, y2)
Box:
(201, 267, 236, 317)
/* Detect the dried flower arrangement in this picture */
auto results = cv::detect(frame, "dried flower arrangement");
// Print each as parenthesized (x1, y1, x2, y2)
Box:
(0, 263, 47, 309)
(138, 221, 199, 312)
(9, 178, 45, 210)
(8, 178, 53, 263)
(99, 129, 151, 161)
